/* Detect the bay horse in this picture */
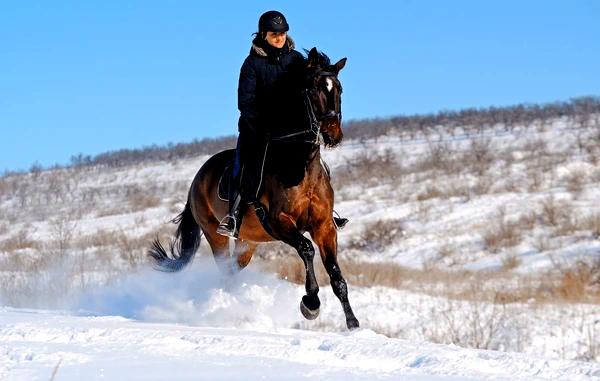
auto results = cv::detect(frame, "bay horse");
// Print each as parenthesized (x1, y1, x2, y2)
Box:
(149, 48, 359, 330)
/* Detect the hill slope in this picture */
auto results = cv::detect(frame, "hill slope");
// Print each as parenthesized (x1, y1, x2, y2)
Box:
(1, 102, 600, 366)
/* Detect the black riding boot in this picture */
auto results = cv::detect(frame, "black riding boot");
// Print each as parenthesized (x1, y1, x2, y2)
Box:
(217, 191, 244, 238)
(217, 138, 246, 239)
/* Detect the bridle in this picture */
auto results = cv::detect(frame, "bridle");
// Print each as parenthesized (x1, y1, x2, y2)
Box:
(270, 70, 341, 145)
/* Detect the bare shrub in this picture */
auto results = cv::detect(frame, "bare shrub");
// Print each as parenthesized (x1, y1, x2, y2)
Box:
(95, 207, 125, 218)
(436, 242, 458, 265)
(332, 148, 403, 188)
(522, 138, 548, 160)
(416, 185, 443, 201)
(444, 180, 471, 200)
(555, 260, 600, 302)
(581, 213, 600, 238)
(74, 225, 175, 268)
(483, 208, 522, 253)
(114, 230, 151, 267)
(537, 196, 579, 238)
(501, 254, 521, 271)
(348, 218, 406, 252)
(540, 196, 571, 227)
(472, 176, 493, 195)
(418, 140, 457, 173)
(0, 228, 39, 252)
(463, 138, 494, 176)
(127, 189, 161, 211)
(527, 169, 544, 192)
(584, 142, 600, 165)
(553, 215, 579, 237)
(533, 233, 557, 253)
(564, 170, 586, 197)
(75, 228, 115, 248)
(48, 216, 77, 258)
(424, 291, 508, 350)
(0, 251, 51, 272)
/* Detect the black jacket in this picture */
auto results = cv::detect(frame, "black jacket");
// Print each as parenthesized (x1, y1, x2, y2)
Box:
(238, 36, 306, 135)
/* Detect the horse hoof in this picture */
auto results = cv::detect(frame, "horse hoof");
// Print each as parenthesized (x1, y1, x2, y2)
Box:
(300, 296, 320, 320)
(347, 318, 360, 330)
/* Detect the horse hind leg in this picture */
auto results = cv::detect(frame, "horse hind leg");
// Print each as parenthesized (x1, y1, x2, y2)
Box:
(234, 240, 257, 269)
(204, 226, 257, 275)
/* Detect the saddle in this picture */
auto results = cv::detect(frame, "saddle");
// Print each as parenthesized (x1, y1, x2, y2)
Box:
(217, 165, 254, 205)
(217, 163, 273, 237)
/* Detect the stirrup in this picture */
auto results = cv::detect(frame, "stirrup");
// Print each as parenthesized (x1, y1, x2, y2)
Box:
(217, 215, 238, 239)
(333, 217, 349, 230)
(333, 210, 349, 230)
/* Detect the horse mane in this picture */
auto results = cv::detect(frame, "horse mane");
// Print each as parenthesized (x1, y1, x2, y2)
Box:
(303, 48, 331, 67)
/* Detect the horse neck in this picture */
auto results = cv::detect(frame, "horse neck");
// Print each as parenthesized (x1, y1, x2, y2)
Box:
(268, 142, 321, 186)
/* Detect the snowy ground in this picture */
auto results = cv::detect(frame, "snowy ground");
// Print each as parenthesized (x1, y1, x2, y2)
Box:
(2, 308, 599, 381)
(2, 261, 599, 380)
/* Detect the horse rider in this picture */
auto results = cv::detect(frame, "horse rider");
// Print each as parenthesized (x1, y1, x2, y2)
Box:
(217, 10, 348, 239)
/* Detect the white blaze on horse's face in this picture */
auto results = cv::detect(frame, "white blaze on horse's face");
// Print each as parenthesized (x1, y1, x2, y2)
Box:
(326, 78, 333, 92)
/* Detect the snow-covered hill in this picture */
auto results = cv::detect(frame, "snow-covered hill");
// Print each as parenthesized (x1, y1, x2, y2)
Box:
(1, 113, 600, 377)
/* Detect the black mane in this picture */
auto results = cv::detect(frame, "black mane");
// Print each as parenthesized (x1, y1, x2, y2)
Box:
(303, 49, 331, 67)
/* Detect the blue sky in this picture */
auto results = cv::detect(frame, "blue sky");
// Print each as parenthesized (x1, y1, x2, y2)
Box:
(1, 1, 599, 171)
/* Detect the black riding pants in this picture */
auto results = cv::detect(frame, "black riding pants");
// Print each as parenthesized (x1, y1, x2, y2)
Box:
(232, 129, 269, 202)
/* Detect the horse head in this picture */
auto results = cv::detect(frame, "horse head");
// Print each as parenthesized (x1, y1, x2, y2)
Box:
(305, 47, 347, 148)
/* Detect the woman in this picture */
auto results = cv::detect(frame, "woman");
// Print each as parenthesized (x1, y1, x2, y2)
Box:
(218, 10, 347, 238)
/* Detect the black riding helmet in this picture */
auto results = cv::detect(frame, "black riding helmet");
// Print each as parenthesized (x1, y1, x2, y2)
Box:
(258, 10, 289, 33)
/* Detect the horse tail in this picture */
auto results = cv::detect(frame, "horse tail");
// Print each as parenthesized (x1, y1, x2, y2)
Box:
(148, 197, 201, 272)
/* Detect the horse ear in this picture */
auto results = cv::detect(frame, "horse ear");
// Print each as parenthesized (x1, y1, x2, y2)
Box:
(307, 47, 319, 68)
(334, 57, 347, 72)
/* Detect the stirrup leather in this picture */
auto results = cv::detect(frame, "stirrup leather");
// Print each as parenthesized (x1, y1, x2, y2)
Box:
(217, 192, 243, 239)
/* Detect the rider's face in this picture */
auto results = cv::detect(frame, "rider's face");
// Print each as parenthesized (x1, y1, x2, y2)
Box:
(265, 31, 287, 49)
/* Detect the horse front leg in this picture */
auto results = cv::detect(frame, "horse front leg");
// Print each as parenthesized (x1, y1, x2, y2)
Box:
(294, 233, 321, 320)
(312, 222, 360, 330)
(270, 215, 321, 320)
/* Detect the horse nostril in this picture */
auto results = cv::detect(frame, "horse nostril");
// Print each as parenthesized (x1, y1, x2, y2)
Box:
(325, 110, 337, 118)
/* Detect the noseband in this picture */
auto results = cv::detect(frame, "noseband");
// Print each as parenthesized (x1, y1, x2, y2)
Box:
(271, 71, 341, 145)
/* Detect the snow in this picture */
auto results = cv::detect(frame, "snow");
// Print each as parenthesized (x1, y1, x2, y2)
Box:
(2, 307, 599, 381)
(2, 260, 599, 380)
